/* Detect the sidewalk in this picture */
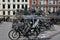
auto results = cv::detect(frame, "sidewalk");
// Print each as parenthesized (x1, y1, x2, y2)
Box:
(38, 25, 60, 38)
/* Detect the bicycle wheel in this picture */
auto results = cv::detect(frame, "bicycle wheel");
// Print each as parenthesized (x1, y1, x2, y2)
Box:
(8, 30, 20, 40)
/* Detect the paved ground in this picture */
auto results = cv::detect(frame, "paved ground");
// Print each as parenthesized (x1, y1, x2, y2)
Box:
(38, 25, 60, 38)
(50, 25, 60, 40)
(0, 22, 60, 40)
(50, 34, 60, 40)
(0, 22, 12, 40)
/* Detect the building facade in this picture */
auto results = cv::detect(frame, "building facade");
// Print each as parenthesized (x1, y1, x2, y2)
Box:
(29, 0, 60, 13)
(0, 0, 29, 18)
(0, 0, 60, 18)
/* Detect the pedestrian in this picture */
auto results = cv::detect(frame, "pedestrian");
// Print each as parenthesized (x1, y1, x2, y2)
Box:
(0, 18, 3, 24)
(6, 16, 10, 22)
(5, 16, 7, 22)
(0, 18, 1, 23)
(3, 16, 7, 22)
(3, 16, 5, 22)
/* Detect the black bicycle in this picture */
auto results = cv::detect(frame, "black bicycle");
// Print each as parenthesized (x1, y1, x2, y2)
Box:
(8, 19, 41, 40)
(8, 16, 54, 40)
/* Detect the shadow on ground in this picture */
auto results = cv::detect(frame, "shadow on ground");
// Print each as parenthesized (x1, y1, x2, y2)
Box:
(18, 37, 51, 40)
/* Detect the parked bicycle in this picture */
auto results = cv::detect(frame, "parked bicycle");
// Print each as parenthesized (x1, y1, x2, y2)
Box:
(8, 9, 54, 40)
(8, 15, 54, 40)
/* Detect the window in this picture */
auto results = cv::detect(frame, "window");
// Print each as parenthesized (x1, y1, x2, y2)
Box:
(59, 2, 60, 4)
(22, 0, 24, 2)
(59, 6, 60, 8)
(8, 4, 10, 9)
(3, 4, 5, 9)
(13, 11, 15, 15)
(17, 0, 20, 2)
(49, 3, 51, 4)
(33, 1, 35, 4)
(53, 1, 55, 4)
(53, 7, 55, 11)
(17, 4, 20, 8)
(59, 6, 60, 10)
(25, 4, 27, 9)
(48, 0, 52, 4)
(8, 0, 10, 2)
(3, 0, 5, 2)
(25, 0, 27, 2)
(43, 1, 46, 4)
(3, 11, 5, 15)
(13, 4, 15, 9)
(39, 2, 41, 4)
(22, 4, 24, 9)
(32, 0, 36, 4)
(13, 0, 15, 2)
(8, 11, 10, 15)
